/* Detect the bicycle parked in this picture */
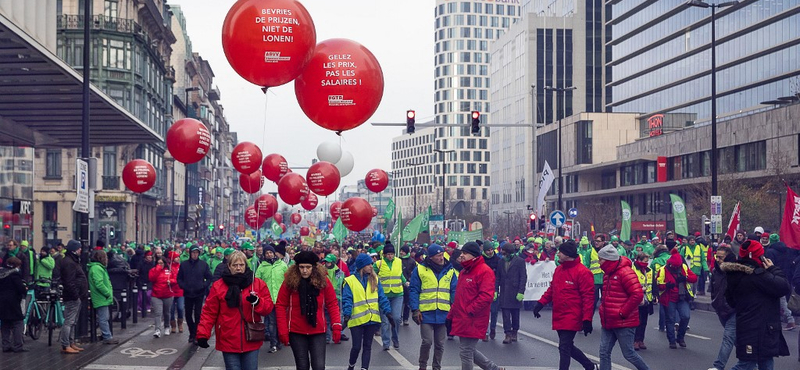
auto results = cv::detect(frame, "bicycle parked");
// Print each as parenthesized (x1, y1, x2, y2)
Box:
(23, 279, 64, 346)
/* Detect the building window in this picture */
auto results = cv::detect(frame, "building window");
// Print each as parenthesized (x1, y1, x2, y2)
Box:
(45, 150, 61, 178)
(44, 202, 58, 222)
(104, 0, 118, 19)
(576, 120, 592, 164)
(103, 146, 117, 177)
(601, 171, 615, 189)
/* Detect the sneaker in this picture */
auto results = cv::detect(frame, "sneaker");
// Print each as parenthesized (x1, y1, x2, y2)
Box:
(403, 320, 409, 326)
(669, 342, 677, 349)
(154, 329, 161, 338)
(102, 338, 120, 345)
(784, 323, 797, 331)
(708, 368, 722, 370)
(340, 333, 349, 341)
(639, 342, 647, 350)
(165, 327, 171, 336)
(383, 346, 390, 351)
(268, 346, 277, 353)
(393, 341, 399, 349)
(447, 335, 454, 340)
(483, 334, 489, 342)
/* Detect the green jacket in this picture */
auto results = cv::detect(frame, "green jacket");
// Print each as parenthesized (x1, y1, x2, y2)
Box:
(209, 256, 224, 274)
(180, 250, 190, 263)
(635, 241, 654, 256)
(87, 262, 113, 308)
(255, 259, 288, 303)
(35, 255, 55, 286)
(578, 246, 603, 285)
(650, 250, 670, 272)
(326, 266, 345, 304)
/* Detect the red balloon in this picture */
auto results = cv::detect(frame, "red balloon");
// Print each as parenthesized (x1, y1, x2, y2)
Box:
(262, 153, 289, 182)
(239, 170, 264, 194)
(277, 173, 308, 205)
(245, 206, 263, 229)
(340, 197, 372, 232)
(166, 118, 212, 164)
(280, 223, 287, 233)
(372, 206, 377, 218)
(330, 201, 342, 220)
(295, 39, 384, 132)
(365, 169, 388, 193)
(301, 192, 318, 211)
(232, 142, 263, 174)
(273, 213, 283, 224)
(306, 161, 340, 196)
(255, 194, 278, 220)
(290, 213, 302, 225)
(221, 0, 316, 87)
(122, 159, 156, 193)
(299, 226, 310, 236)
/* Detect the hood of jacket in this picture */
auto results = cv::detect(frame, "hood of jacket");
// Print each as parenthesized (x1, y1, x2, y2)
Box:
(719, 260, 756, 275)
(87, 261, 106, 270)
(0, 266, 19, 279)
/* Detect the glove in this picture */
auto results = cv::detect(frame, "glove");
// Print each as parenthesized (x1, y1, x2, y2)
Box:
(196, 338, 209, 348)
(246, 293, 259, 305)
(388, 316, 396, 328)
(665, 282, 676, 290)
(676, 274, 687, 283)
(516, 293, 524, 302)
(279, 332, 290, 346)
(332, 328, 342, 344)
(412, 309, 423, 325)
(344, 315, 351, 324)
(493, 291, 499, 301)
(582, 320, 593, 336)
(532, 301, 544, 318)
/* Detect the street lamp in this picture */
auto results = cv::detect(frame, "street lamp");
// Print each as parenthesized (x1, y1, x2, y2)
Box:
(503, 210, 514, 239)
(686, 0, 739, 197)
(434, 149, 455, 218)
(543, 85, 577, 219)
(406, 160, 425, 217)
(182, 86, 200, 240)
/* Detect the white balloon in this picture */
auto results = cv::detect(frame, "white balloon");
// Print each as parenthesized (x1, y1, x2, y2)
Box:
(316, 141, 342, 163)
(334, 151, 355, 177)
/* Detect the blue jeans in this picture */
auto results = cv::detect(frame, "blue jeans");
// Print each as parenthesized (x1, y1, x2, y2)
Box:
(349, 324, 380, 369)
(487, 299, 499, 335)
(170, 296, 185, 321)
(713, 314, 736, 370)
(222, 350, 259, 370)
(96, 305, 113, 340)
(729, 358, 774, 370)
(658, 304, 667, 331)
(381, 295, 403, 348)
(665, 300, 690, 344)
(264, 311, 278, 348)
(599, 327, 650, 370)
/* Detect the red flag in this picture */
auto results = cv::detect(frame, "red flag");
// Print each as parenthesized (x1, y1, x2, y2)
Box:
(726, 201, 741, 240)
(590, 223, 596, 239)
(779, 185, 800, 250)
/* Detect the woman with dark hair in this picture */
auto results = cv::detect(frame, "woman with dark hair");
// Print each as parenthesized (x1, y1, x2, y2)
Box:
(88, 250, 118, 344)
(0, 257, 27, 352)
(276, 251, 341, 370)
(149, 256, 176, 338)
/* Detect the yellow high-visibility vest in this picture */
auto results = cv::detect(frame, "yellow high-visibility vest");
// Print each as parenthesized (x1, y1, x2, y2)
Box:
(418, 266, 455, 313)
(634, 267, 654, 303)
(656, 265, 694, 299)
(377, 259, 403, 294)
(344, 275, 381, 327)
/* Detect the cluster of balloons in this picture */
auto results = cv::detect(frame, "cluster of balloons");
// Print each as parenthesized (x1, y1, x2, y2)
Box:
(316, 141, 354, 177)
(371, 230, 386, 243)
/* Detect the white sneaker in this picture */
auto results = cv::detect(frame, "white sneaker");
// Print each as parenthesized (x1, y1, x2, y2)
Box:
(153, 329, 161, 338)
(165, 327, 171, 336)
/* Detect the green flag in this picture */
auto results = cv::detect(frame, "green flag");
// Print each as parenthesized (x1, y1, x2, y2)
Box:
(420, 206, 431, 232)
(392, 209, 403, 246)
(383, 199, 395, 221)
(332, 218, 347, 243)
(271, 220, 282, 237)
(670, 194, 689, 236)
(402, 212, 426, 241)
(620, 200, 632, 242)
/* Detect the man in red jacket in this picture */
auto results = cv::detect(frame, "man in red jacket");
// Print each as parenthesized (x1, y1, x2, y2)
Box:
(533, 240, 597, 370)
(447, 242, 504, 370)
(597, 246, 650, 370)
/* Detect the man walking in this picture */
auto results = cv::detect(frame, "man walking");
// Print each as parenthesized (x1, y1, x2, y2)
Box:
(708, 246, 737, 370)
(495, 242, 527, 344)
(255, 243, 288, 352)
(58, 240, 88, 354)
(177, 245, 212, 345)
(375, 243, 405, 350)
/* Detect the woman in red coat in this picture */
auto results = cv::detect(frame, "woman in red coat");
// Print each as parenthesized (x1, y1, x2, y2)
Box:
(533, 240, 597, 370)
(196, 251, 273, 370)
(168, 251, 185, 335)
(276, 251, 341, 370)
(148, 256, 176, 338)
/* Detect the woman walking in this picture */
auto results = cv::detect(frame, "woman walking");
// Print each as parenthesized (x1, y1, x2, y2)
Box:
(196, 251, 273, 370)
(168, 251, 185, 335)
(276, 251, 341, 370)
(148, 256, 176, 338)
(343, 253, 392, 370)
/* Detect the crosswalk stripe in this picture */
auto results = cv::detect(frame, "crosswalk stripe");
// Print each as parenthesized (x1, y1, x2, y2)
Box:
(685, 333, 711, 340)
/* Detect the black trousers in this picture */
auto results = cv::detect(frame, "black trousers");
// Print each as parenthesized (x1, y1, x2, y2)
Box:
(635, 306, 649, 342)
(184, 296, 204, 340)
(349, 324, 380, 369)
(289, 332, 326, 370)
(502, 308, 520, 333)
(403, 286, 411, 321)
(556, 330, 595, 370)
(1, 320, 24, 352)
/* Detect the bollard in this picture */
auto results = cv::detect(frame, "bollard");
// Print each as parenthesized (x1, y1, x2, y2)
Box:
(131, 282, 138, 324)
(88, 294, 97, 343)
(120, 289, 128, 329)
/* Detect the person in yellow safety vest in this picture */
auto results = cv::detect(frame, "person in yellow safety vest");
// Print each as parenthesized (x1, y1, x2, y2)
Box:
(579, 236, 603, 313)
(374, 243, 405, 351)
(656, 249, 697, 349)
(342, 254, 392, 370)
(409, 244, 457, 370)
(679, 236, 708, 298)
(632, 252, 655, 351)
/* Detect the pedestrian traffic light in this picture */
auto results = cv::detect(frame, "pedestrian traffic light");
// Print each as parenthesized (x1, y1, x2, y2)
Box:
(470, 111, 480, 135)
(406, 110, 416, 134)
(529, 214, 537, 230)
(538, 218, 546, 230)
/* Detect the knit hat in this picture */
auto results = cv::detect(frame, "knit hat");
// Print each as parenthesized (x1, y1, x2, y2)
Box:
(447, 241, 458, 249)
(558, 240, 579, 258)
(400, 245, 410, 254)
(482, 241, 494, 252)
(461, 242, 482, 258)
(20, 240, 28, 247)
(144, 251, 153, 257)
(324, 253, 337, 264)
(740, 240, 765, 261)
(294, 251, 319, 265)
(770, 233, 780, 243)
(190, 245, 201, 253)
(579, 236, 589, 246)
(754, 227, 764, 235)
(262, 245, 275, 254)
(427, 244, 444, 257)
(275, 241, 287, 256)
(598, 245, 620, 261)
(95, 239, 105, 248)
(354, 253, 373, 271)
(383, 243, 396, 255)
(667, 248, 683, 267)
(66, 240, 82, 253)
(223, 247, 235, 257)
(610, 235, 619, 242)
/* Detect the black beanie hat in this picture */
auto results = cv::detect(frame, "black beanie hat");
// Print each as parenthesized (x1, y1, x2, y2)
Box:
(383, 243, 396, 255)
(461, 242, 482, 258)
(558, 240, 579, 258)
(275, 241, 287, 256)
(293, 251, 319, 265)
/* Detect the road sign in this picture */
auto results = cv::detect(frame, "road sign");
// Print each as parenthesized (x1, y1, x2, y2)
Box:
(711, 214, 723, 234)
(710, 196, 722, 215)
(568, 208, 578, 218)
(549, 210, 566, 227)
(72, 159, 89, 213)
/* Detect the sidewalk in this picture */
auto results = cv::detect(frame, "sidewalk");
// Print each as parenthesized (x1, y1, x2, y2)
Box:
(0, 314, 151, 370)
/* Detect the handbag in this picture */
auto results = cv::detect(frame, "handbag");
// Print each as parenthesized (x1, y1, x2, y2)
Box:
(238, 301, 265, 342)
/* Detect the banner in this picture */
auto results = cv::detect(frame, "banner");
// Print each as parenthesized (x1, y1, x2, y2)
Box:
(670, 194, 689, 237)
(420, 206, 431, 232)
(402, 212, 425, 241)
(332, 218, 347, 243)
(620, 200, 632, 242)
(383, 199, 395, 222)
(779, 185, 800, 250)
(726, 201, 741, 239)
(536, 161, 555, 217)
(302, 236, 316, 246)
(446, 229, 483, 245)
(523, 261, 556, 301)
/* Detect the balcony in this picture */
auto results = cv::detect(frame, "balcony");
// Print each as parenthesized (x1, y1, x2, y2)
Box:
(58, 15, 137, 33)
(103, 176, 120, 190)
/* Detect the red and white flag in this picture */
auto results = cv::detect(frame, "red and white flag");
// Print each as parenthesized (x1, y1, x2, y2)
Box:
(779, 185, 800, 250)
(725, 201, 741, 240)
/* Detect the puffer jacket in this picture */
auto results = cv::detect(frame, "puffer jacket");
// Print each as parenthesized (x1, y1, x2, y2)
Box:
(538, 259, 594, 331)
(196, 277, 273, 353)
(255, 259, 288, 303)
(275, 277, 340, 336)
(599, 257, 642, 329)
(447, 256, 494, 339)
(148, 265, 177, 299)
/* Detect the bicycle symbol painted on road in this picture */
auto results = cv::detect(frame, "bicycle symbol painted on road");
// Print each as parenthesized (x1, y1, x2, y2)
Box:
(120, 347, 177, 358)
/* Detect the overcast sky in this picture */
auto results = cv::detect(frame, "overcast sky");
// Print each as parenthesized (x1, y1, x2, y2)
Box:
(169, 0, 435, 196)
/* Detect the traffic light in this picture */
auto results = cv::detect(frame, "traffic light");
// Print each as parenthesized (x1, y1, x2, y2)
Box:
(470, 111, 480, 135)
(406, 110, 416, 134)
(529, 214, 537, 230)
(538, 218, 546, 231)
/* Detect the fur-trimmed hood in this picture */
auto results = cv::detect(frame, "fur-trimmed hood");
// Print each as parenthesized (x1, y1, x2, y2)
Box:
(719, 261, 755, 275)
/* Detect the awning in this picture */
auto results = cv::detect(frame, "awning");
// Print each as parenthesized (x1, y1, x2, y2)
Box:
(0, 12, 161, 148)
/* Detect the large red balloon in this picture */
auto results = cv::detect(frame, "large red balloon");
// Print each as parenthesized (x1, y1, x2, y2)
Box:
(372, 206, 378, 218)
(280, 223, 287, 233)
(239, 170, 264, 194)
(277, 173, 308, 205)
(245, 206, 263, 229)
(295, 39, 384, 132)
(365, 169, 388, 193)
(330, 201, 342, 220)
(232, 142, 263, 175)
(301, 192, 318, 211)
(299, 226, 310, 236)
(290, 213, 302, 224)
(273, 213, 283, 224)
(166, 118, 211, 164)
(262, 153, 289, 182)
(255, 194, 278, 219)
(306, 161, 340, 196)
(122, 159, 156, 193)
(221, 0, 316, 87)
(340, 197, 372, 232)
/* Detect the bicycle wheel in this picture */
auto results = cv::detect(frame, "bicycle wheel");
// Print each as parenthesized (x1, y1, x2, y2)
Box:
(27, 304, 42, 340)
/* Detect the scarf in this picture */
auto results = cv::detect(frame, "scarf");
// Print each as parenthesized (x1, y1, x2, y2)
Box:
(635, 261, 649, 270)
(424, 256, 444, 275)
(221, 266, 254, 308)
(298, 277, 319, 327)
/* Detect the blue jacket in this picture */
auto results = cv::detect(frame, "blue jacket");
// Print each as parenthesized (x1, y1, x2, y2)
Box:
(342, 272, 392, 326)
(409, 261, 457, 325)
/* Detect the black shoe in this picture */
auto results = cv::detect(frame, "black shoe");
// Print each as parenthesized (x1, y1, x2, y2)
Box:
(677, 340, 687, 348)
(268, 346, 277, 353)
(383, 346, 390, 351)
(489, 330, 496, 340)
(2, 348, 12, 353)
(669, 342, 677, 349)
(341, 333, 349, 341)
(102, 339, 120, 345)
(393, 341, 399, 349)
(13, 348, 29, 353)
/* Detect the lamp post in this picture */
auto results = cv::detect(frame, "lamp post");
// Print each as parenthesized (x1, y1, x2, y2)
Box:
(434, 149, 455, 218)
(686, 0, 739, 196)
(503, 210, 514, 238)
(406, 160, 425, 217)
(543, 86, 577, 216)
(182, 86, 200, 240)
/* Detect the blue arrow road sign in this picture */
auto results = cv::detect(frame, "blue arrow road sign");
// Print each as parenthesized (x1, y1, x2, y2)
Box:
(550, 210, 566, 227)
(568, 208, 578, 218)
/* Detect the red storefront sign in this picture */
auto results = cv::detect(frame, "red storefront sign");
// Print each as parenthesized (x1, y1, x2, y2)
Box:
(648, 114, 664, 137)
(616, 221, 667, 231)
(657, 156, 667, 182)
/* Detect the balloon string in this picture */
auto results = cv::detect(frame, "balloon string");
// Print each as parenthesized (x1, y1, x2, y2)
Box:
(262, 87, 269, 153)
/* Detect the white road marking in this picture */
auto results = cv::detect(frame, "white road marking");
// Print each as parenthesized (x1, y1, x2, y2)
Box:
(203, 367, 548, 370)
(84, 366, 166, 370)
(685, 333, 711, 340)
(516, 329, 633, 370)
(373, 336, 417, 369)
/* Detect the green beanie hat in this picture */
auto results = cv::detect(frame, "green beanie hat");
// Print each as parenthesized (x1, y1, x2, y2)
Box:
(580, 236, 590, 246)
(324, 254, 337, 264)
(527, 237, 535, 243)
(534, 237, 543, 245)
(770, 233, 780, 243)
(241, 242, 254, 251)
(223, 248, 235, 257)
(611, 236, 619, 242)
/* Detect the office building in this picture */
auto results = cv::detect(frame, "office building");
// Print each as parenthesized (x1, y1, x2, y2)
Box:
(392, 126, 436, 219)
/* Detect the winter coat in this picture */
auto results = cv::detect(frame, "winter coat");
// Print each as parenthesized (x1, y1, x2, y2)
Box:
(326, 267, 345, 303)
(522, 250, 539, 265)
(137, 259, 155, 288)
(87, 262, 113, 308)
(213, 259, 229, 282)
(710, 268, 735, 321)
(722, 259, 791, 361)
(170, 262, 184, 297)
(196, 277, 274, 353)
(0, 267, 26, 321)
(578, 245, 603, 284)
(496, 255, 527, 309)
(765, 241, 795, 290)
(148, 265, 178, 299)
(0, 247, 31, 283)
(538, 259, 594, 331)
(35, 254, 55, 285)
(483, 252, 501, 273)
(599, 257, 643, 329)
(276, 278, 340, 336)
(178, 258, 212, 298)
(107, 252, 131, 291)
(409, 260, 458, 325)
(657, 264, 698, 306)
(447, 256, 494, 339)
(59, 252, 88, 301)
(341, 272, 392, 325)
(255, 259, 288, 303)
(400, 256, 417, 281)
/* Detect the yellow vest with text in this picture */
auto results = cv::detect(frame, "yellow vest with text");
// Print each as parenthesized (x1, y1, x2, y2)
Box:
(344, 275, 381, 327)
(634, 267, 654, 304)
(377, 259, 403, 294)
(681, 244, 702, 270)
(656, 265, 694, 299)
(418, 265, 455, 313)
